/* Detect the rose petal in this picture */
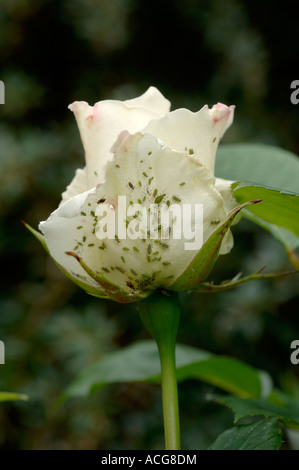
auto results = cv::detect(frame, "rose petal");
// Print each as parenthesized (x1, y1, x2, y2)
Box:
(68, 88, 169, 189)
(215, 177, 237, 214)
(124, 86, 170, 115)
(39, 189, 101, 290)
(214, 178, 238, 255)
(61, 167, 88, 204)
(142, 103, 235, 173)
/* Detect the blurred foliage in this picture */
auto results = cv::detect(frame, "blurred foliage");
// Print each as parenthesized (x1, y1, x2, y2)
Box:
(0, 0, 298, 450)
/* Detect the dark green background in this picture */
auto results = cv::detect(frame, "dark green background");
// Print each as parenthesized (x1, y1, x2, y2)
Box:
(0, 0, 298, 449)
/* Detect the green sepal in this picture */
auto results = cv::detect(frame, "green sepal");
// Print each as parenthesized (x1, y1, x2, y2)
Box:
(23, 222, 109, 299)
(169, 200, 260, 291)
(22, 220, 49, 253)
(190, 268, 298, 293)
(66, 251, 151, 303)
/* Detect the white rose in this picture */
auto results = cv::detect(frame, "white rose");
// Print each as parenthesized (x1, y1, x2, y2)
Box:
(39, 87, 238, 302)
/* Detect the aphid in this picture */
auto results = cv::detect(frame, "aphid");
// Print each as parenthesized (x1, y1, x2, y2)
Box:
(126, 281, 135, 290)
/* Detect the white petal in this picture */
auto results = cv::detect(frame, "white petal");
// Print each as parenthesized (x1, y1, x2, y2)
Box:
(215, 177, 237, 214)
(124, 86, 170, 115)
(39, 189, 100, 289)
(142, 103, 235, 173)
(68, 93, 165, 189)
(215, 177, 239, 255)
(60, 167, 88, 204)
(219, 225, 234, 255)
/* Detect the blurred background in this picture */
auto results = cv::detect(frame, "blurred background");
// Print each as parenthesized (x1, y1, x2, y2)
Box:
(0, 0, 299, 450)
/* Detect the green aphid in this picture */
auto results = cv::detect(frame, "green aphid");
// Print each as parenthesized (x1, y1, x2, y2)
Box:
(160, 242, 169, 249)
(155, 194, 166, 204)
(115, 266, 125, 273)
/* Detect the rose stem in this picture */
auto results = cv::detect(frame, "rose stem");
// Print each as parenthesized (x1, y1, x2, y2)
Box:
(138, 292, 181, 450)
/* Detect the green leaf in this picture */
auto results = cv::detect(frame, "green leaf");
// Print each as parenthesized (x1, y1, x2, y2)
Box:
(218, 395, 299, 426)
(216, 144, 299, 252)
(0, 391, 29, 402)
(170, 201, 259, 291)
(63, 340, 263, 401)
(179, 356, 262, 398)
(233, 184, 299, 238)
(242, 210, 299, 252)
(216, 143, 299, 194)
(208, 418, 282, 450)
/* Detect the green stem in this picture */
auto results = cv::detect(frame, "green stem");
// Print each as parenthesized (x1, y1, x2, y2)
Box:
(138, 292, 181, 450)
(158, 333, 181, 450)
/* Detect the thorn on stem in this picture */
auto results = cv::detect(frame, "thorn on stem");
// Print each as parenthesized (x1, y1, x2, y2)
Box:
(256, 266, 266, 274)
